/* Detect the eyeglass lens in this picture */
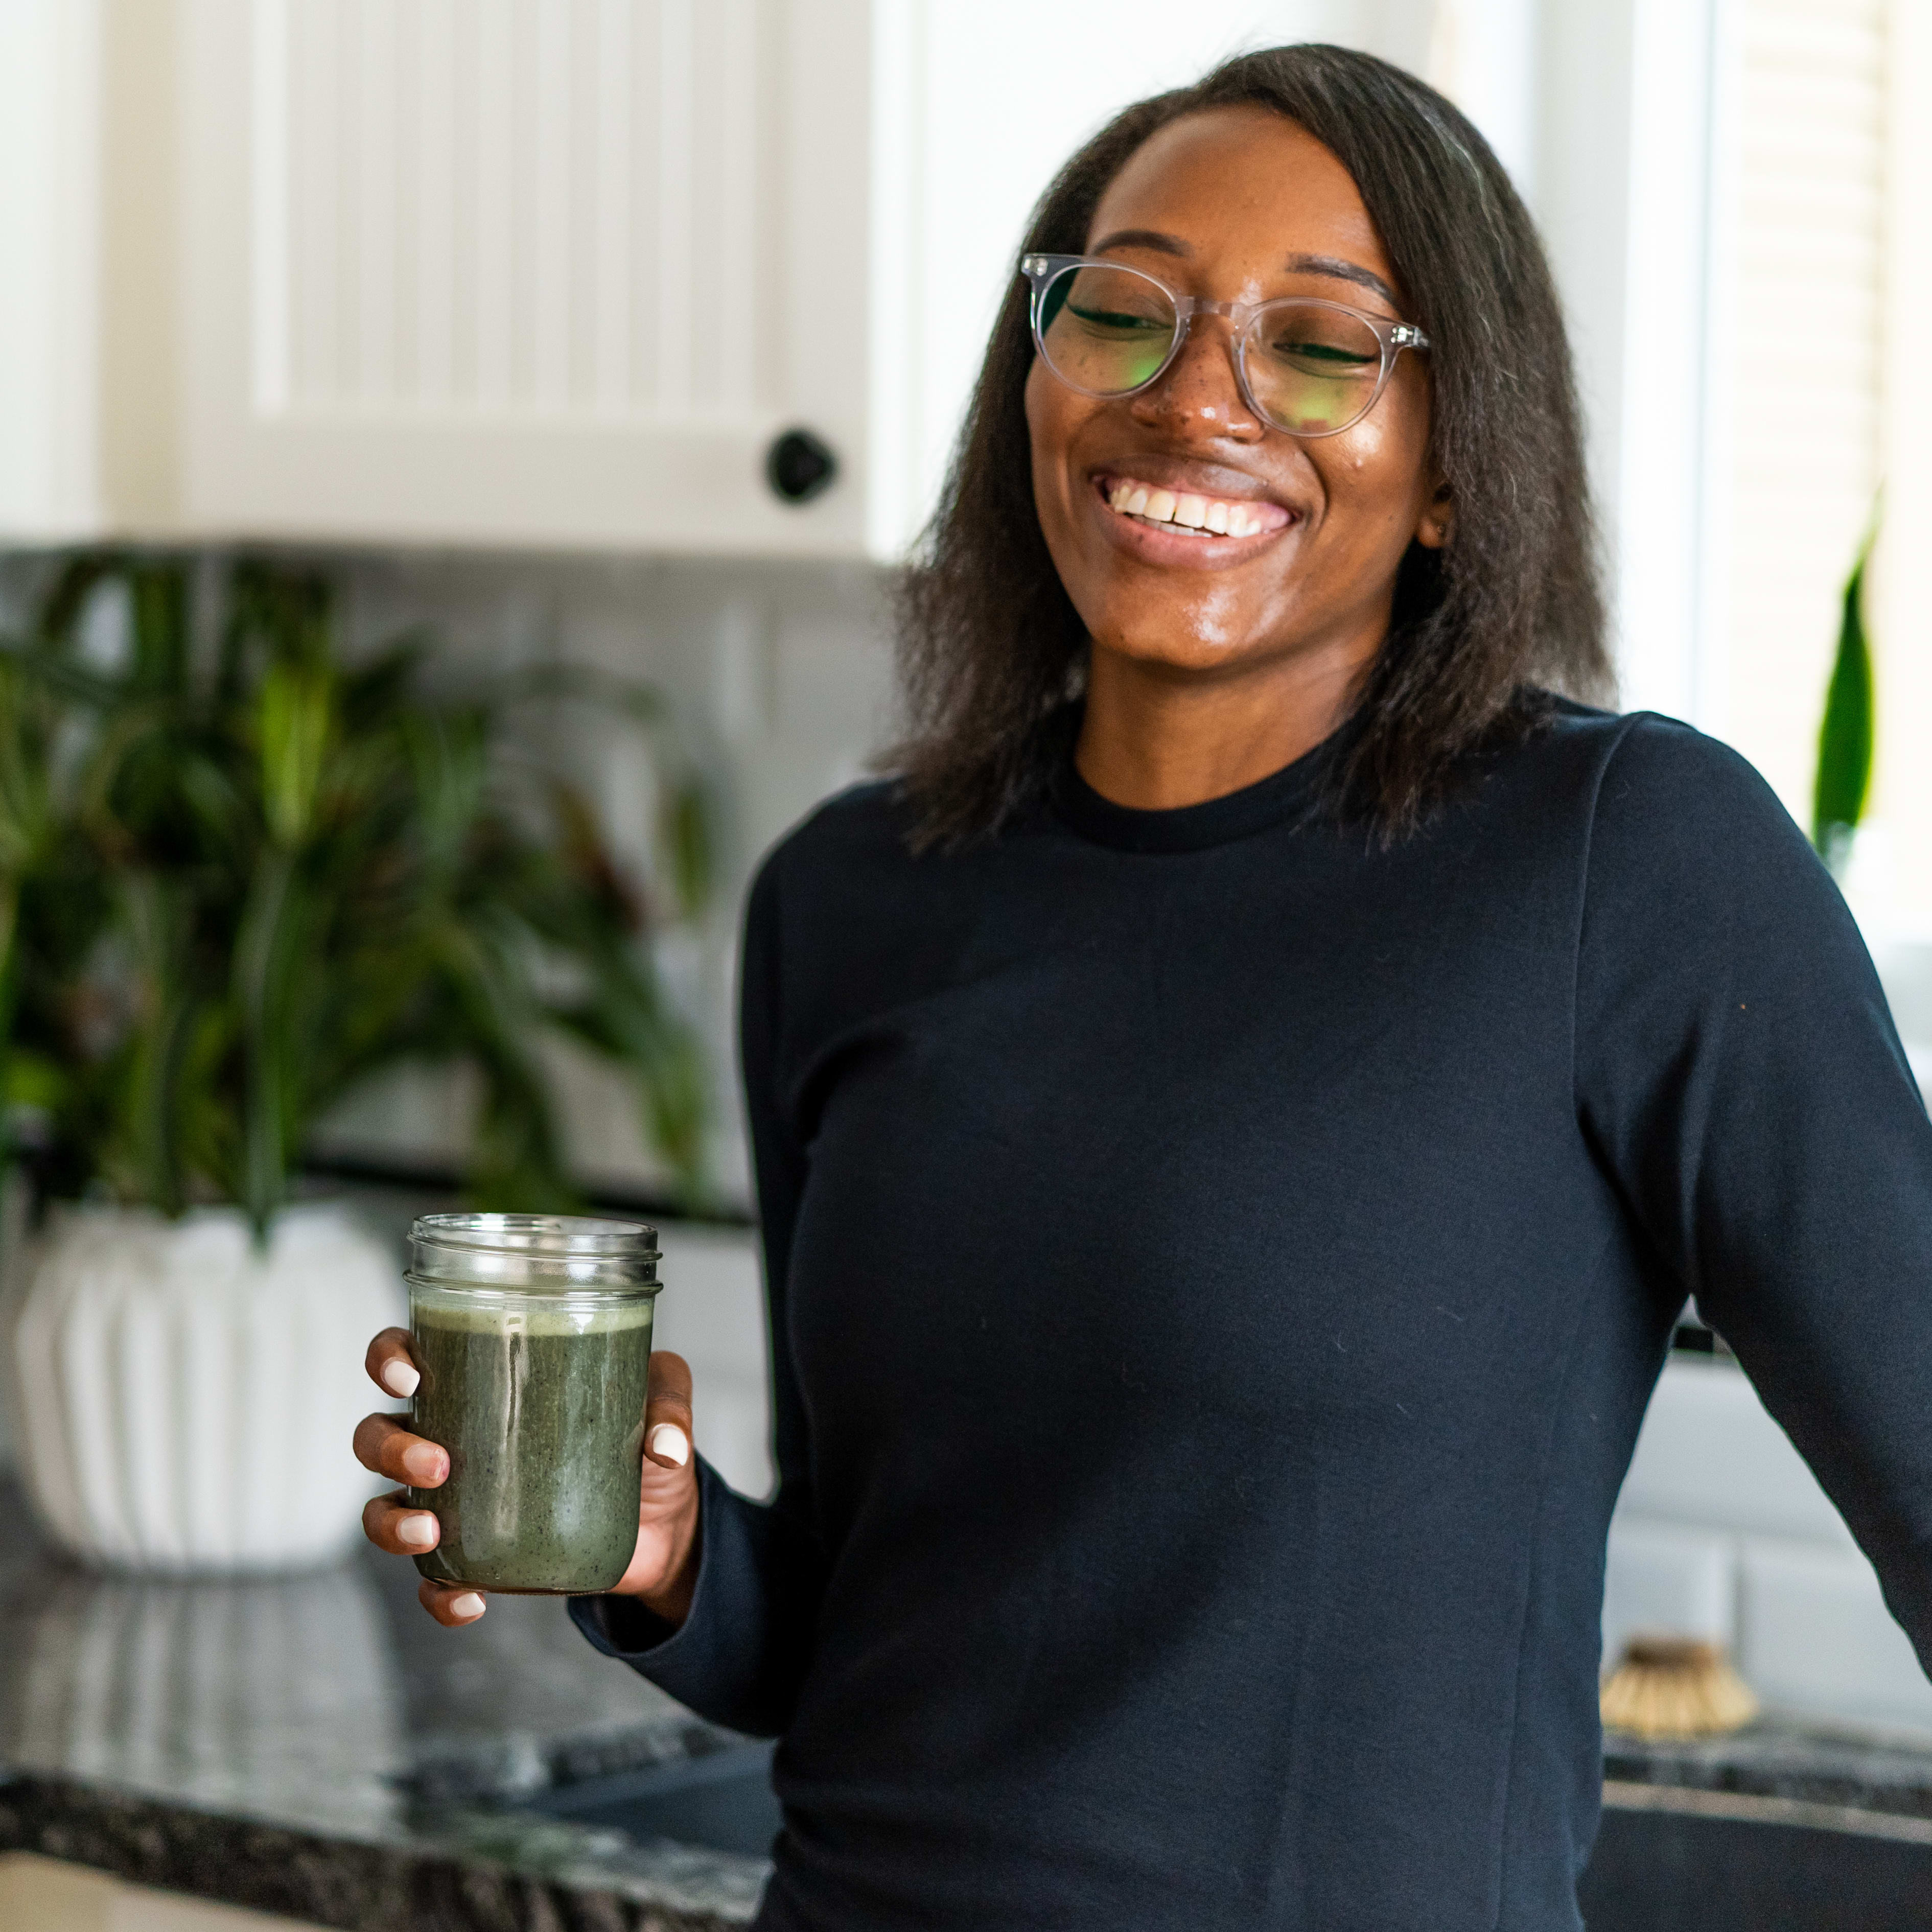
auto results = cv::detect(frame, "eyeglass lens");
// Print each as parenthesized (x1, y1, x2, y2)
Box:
(1037, 263, 1388, 436)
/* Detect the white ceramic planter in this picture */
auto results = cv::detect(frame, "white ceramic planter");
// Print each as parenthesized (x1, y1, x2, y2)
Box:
(5, 1203, 406, 1574)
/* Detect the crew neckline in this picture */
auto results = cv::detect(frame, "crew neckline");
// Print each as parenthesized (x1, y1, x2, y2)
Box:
(1049, 726, 1343, 854)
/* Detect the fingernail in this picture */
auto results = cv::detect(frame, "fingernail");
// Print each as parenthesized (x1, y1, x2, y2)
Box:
(383, 1360, 420, 1398)
(647, 1423, 690, 1468)
(403, 1442, 447, 1483)
(398, 1512, 438, 1548)
(451, 1593, 485, 1619)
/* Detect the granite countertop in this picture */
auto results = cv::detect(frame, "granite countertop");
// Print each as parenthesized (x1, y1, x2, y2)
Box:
(9, 1473, 1932, 1930)
(1604, 1715, 1932, 1838)
(0, 1484, 770, 1929)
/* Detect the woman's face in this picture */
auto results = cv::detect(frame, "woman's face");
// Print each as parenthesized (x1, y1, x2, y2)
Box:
(1025, 107, 1447, 684)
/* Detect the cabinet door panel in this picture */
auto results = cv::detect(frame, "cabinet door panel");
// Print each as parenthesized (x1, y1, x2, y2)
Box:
(182, 0, 870, 554)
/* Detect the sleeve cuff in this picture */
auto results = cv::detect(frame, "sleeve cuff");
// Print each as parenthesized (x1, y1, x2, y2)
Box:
(568, 1451, 730, 1667)
(567, 1452, 797, 1734)
(569, 1589, 685, 1659)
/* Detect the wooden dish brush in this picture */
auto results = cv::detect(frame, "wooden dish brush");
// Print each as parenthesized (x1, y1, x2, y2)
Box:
(1600, 1635, 1760, 1739)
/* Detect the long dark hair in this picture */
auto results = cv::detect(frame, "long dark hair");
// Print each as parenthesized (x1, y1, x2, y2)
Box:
(891, 43, 1610, 847)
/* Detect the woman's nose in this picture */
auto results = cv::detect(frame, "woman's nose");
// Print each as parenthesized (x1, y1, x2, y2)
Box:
(1128, 316, 1264, 440)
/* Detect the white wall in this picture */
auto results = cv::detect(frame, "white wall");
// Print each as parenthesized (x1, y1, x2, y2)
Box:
(651, 1220, 773, 1499)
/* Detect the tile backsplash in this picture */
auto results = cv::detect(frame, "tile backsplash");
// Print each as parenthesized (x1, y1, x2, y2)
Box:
(324, 548, 897, 1208)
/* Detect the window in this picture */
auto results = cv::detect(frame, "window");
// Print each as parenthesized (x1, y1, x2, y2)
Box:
(1713, 0, 1887, 876)
(1704, 0, 1931, 934)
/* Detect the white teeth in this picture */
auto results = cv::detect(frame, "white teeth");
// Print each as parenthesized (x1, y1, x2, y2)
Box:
(1106, 477, 1282, 537)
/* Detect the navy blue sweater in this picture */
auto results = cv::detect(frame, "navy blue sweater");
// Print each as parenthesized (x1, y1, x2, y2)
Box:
(574, 706, 1932, 1930)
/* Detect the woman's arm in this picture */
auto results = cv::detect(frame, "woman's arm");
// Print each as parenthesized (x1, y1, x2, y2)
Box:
(1577, 715, 1932, 1666)
(567, 854, 827, 1738)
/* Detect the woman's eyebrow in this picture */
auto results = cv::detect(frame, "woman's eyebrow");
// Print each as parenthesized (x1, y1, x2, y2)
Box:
(1285, 252, 1400, 304)
(1090, 235, 1401, 307)
(1091, 228, 1190, 258)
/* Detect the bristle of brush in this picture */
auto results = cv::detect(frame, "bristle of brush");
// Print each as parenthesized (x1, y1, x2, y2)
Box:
(1600, 1636, 1760, 1740)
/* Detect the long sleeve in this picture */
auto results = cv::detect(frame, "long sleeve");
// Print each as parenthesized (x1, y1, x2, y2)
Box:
(570, 854, 827, 1736)
(1575, 715, 1932, 1664)
(577, 721, 1932, 1927)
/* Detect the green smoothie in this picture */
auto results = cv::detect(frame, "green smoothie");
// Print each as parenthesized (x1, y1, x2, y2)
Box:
(408, 1290, 653, 1593)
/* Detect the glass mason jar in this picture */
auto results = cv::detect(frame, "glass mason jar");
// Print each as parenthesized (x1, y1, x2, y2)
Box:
(405, 1213, 661, 1594)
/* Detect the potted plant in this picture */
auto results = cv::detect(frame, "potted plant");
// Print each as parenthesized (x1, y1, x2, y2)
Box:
(1, 552, 711, 1572)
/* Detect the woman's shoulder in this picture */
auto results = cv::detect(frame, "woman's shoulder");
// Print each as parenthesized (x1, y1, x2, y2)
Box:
(743, 775, 989, 960)
(752, 779, 918, 899)
(1523, 698, 1794, 832)
(1521, 700, 1830, 923)
(741, 776, 1036, 1038)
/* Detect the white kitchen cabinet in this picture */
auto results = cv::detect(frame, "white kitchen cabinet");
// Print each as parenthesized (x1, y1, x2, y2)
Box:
(0, 1, 1483, 561)
(181, 0, 876, 556)
(6, 0, 882, 555)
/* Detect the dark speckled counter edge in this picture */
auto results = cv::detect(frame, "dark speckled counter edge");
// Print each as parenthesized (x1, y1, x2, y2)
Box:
(10, 1719, 1932, 1928)
(1604, 1715, 1932, 1824)
(0, 1770, 763, 1932)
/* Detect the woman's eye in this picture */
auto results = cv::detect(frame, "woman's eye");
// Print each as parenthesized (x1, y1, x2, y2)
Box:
(1270, 337, 1377, 367)
(1068, 305, 1169, 334)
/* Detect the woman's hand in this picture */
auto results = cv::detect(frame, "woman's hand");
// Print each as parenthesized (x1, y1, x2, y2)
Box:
(353, 1330, 704, 1629)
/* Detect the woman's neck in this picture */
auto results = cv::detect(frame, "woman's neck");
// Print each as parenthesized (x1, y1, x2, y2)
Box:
(1074, 638, 1372, 811)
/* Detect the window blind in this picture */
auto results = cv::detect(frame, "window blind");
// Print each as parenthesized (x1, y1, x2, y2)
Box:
(1718, 0, 1887, 826)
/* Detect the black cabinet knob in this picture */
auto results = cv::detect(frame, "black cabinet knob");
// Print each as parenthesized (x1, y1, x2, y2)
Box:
(765, 428, 838, 504)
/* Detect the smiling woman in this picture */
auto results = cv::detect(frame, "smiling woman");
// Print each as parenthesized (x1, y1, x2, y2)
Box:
(354, 40, 1932, 1932)
(895, 48, 1607, 842)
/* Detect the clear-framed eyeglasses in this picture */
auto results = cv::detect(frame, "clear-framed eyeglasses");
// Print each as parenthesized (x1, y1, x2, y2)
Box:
(1019, 253, 1430, 440)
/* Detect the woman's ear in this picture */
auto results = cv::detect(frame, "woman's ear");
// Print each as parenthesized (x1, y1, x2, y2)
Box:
(1415, 476, 1454, 550)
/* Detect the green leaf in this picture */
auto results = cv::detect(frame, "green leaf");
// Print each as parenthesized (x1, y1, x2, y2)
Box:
(260, 662, 335, 847)
(231, 849, 309, 1233)
(1812, 511, 1879, 872)
(663, 777, 714, 918)
(129, 562, 191, 694)
(5, 1048, 69, 1111)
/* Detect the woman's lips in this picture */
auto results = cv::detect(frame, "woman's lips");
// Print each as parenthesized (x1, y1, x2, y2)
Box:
(1091, 472, 1297, 555)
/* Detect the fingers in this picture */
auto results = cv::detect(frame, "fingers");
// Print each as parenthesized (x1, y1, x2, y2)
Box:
(418, 1578, 487, 1626)
(363, 1487, 444, 1555)
(352, 1410, 450, 1487)
(644, 1351, 694, 1469)
(365, 1328, 421, 1400)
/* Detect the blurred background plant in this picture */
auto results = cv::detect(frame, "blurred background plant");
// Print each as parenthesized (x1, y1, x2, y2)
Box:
(0, 552, 712, 1236)
(1811, 510, 1879, 881)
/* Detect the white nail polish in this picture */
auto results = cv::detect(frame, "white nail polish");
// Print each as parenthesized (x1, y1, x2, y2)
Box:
(451, 1592, 485, 1619)
(382, 1360, 420, 1398)
(398, 1513, 438, 1548)
(647, 1423, 691, 1468)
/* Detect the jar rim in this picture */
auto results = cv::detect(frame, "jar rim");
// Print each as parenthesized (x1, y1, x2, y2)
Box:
(407, 1213, 660, 1292)
(409, 1212, 659, 1256)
